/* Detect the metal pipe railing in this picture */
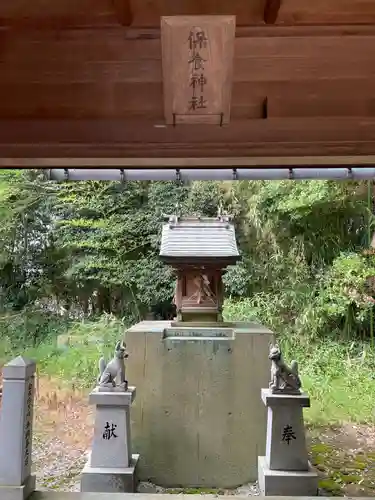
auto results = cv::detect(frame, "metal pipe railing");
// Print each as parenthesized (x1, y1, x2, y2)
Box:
(48, 168, 375, 182)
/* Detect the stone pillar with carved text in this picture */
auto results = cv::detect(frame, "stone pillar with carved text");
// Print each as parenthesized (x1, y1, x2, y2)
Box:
(0, 356, 36, 500)
(258, 388, 318, 496)
(81, 386, 139, 493)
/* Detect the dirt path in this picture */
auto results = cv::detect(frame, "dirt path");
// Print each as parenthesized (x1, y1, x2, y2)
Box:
(32, 377, 93, 491)
(28, 377, 375, 496)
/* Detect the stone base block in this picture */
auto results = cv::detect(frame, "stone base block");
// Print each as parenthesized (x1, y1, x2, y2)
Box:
(258, 456, 318, 496)
(0, 474, 36, 500)
(80, 454, 139, 493)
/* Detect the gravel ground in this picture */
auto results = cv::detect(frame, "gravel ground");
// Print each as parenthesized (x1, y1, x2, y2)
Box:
(32, 433, 260, 495)
(30, 376, 261, 495)
(26, 376, 375, 497)
(33, 435, 87, 492)
(137, 481, 260, 496)
(32, 433, 260, 494)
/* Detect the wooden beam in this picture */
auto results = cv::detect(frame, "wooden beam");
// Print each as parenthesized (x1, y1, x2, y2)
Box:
(112, 0, 133, 26)
(1, 118, 375, 159)
(1, 118, 375, 144)
(2, 156, 375, 168)
(263, 0, 282, 24)
(1, 140, 375, 159)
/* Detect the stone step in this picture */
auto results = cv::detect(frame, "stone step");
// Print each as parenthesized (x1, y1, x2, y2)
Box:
(29, 493, 364, 500)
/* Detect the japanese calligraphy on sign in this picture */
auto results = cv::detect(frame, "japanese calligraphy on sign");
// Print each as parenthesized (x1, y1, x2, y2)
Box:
(187, 28, 208, 112)
(24, 380, 33, 468)
(103, 422, 118, 440)
(161, 16, 236, 125)
(282, 425, 296, 445)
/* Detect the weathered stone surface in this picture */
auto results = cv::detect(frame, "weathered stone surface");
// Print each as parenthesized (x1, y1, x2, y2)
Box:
(89, 404, 132, 469)
(81, 388, 138, 493)
(2, 356, 36, 381)
(263, 390, 310, 471)
(125, 320, 274, 487)
(89, 387, 135, 406)
(81, 454, 139, 494)
(258, 456, 318, 496)
(29, 494, 347, 500)
(261, 389, 310, 408)
(0, 475, 35, 500)
(268, 345, 301, 395)
(0, 357, 36, 500)
(259, 388, 318, 496)
(97, 341, 128, 391)
(164, 327, 234, 339)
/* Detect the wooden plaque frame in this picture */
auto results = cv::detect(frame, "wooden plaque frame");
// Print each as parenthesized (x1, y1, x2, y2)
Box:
(161, 15, 236, 126)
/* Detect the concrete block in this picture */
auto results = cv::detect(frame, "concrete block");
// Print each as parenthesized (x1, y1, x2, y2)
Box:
(258, 456, 318, 496)
(125, 320, 274, 487)
(80, 454, 139, 493)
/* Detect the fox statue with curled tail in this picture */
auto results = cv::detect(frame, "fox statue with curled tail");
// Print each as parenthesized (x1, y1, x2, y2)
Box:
(268, 343, 301, 395)
(98, 340, 129, 391)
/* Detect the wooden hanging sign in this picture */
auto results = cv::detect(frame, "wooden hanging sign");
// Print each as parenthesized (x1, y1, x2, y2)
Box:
(161, 15, 236, 126)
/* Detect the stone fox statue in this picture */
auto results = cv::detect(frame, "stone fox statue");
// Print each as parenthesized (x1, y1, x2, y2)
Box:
(98, 341, 129, 390)
(269, 343, 301, 394)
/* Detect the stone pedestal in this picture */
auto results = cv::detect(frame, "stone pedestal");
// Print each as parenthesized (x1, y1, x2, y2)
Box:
(0, 357, 37, 500)
(81, 386, 139, 493)
(258, 388, 318, 496)
(125, 320, 273, 487)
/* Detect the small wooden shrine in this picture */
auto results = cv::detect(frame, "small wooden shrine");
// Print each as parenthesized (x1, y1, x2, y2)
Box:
(159, 214, 240, 323)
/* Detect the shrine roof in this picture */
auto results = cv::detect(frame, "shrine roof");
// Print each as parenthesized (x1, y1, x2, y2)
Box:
(159, 216, 240, 261)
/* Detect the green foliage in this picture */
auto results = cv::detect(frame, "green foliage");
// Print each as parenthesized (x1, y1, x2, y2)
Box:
(0, 173, 224, 321)
(280, 335, 375, 425)
(1, 171, 375, 401)
(0, 171, 374, 342)
(0, 171, 374, 426)
(224, 180, 375, 341)
(0, 313, 126, 388)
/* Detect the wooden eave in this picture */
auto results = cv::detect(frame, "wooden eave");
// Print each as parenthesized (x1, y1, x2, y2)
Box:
(1, 117, 375, 160)
(159, 256, 240, 268)
(2, 1, 375, 162)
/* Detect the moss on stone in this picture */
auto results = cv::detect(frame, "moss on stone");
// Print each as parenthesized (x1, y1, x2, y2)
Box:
(166, 488, 223, 495)
(310, 436, 375, 497)
(319, 478, 343, 494)
(337, 473, 362, 484)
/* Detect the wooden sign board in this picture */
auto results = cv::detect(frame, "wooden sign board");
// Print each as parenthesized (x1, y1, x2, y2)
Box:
(161, 15, 236, 126)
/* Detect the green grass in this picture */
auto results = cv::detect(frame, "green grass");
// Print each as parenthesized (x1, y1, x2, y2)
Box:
(224, 299, 375, 426)
(286, 338, 375, 425)
(0, 313, 125, 389)
(1, 308, 375, 424)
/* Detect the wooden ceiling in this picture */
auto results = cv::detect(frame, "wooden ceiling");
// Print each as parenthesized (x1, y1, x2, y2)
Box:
(1, 0, 375, 163)
(1, 0, 375, 27)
